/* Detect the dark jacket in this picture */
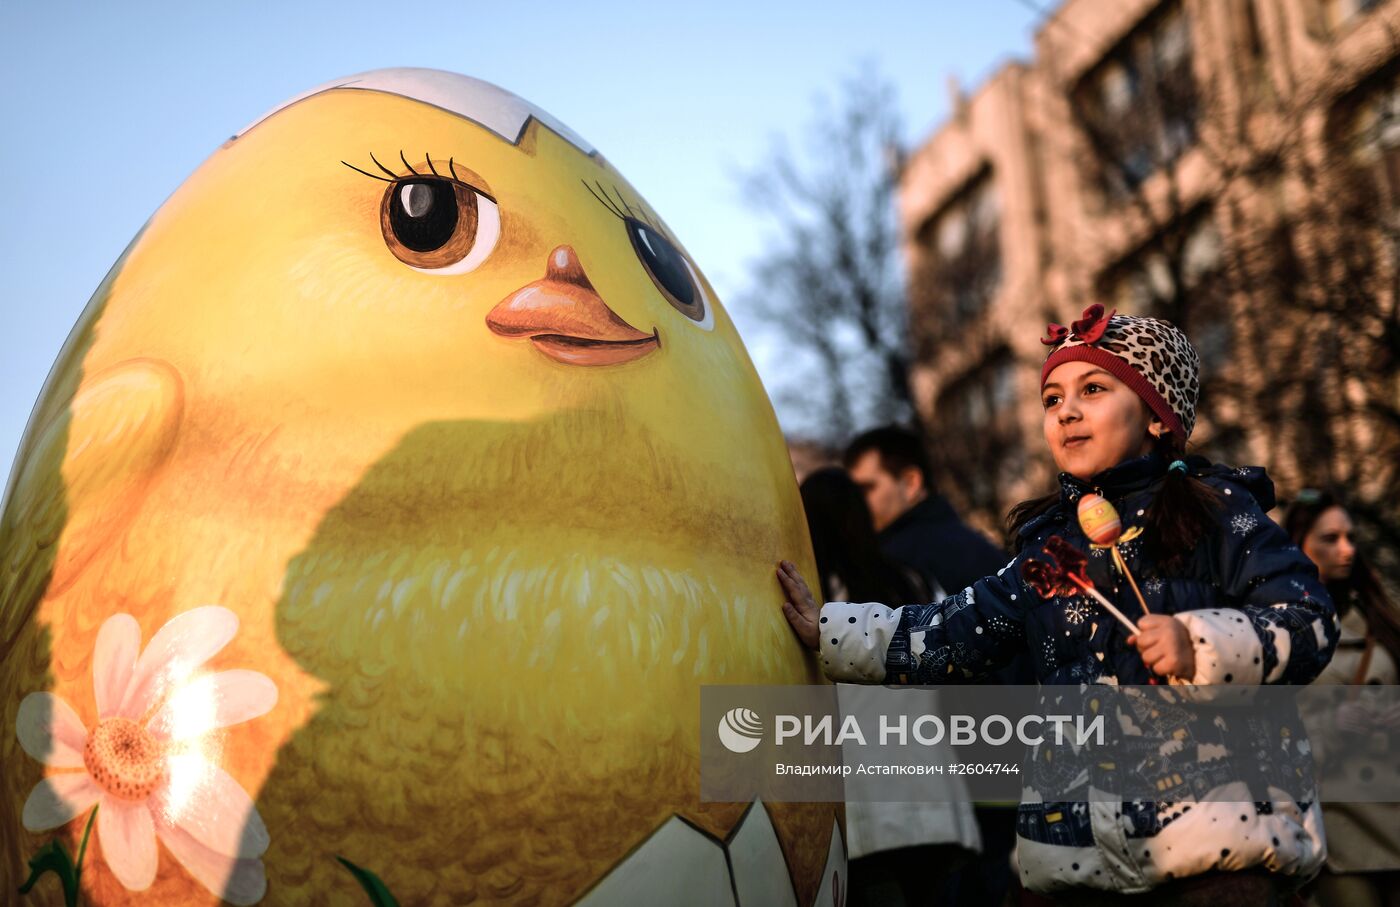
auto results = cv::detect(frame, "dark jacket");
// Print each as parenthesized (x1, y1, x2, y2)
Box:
(879, 495, 1006, 598)
(819, 450, 1340, 894)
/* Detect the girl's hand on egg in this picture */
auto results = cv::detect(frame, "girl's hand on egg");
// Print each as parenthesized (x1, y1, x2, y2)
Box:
(776, 561, 820, 652)
(1127, 614, 1196, 680)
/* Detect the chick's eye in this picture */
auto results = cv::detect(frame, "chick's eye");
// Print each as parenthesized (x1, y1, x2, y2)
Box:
(381, 176, 500, 274)
(626, 218, 711, 327)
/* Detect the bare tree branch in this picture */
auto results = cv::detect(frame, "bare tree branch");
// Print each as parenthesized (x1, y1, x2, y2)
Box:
(736, 65, 919, 446)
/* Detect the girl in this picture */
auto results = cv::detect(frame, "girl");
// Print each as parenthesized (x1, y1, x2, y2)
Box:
(778, 306, 1340, 904)
(1285, 490, 1400, 907)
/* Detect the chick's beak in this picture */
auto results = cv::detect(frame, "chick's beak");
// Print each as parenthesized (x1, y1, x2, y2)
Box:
(486, 245, 659, 366)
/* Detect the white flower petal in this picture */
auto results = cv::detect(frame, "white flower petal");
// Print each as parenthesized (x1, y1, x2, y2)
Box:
(118, 606, 239, 720)
(155, 815, 267, 906)
(148, 670, 278, 742)
(94, 613, 141, 718)
(97, 798, 158, 891)
(16, 693, 88, 768)
(22, 773, 101, 831)
(155, 755, 269, 857)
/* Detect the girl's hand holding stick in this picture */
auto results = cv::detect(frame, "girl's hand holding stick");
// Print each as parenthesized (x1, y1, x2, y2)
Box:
(1023, 536, 1195, 681)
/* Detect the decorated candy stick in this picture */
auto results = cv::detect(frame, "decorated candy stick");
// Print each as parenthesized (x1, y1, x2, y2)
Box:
(1078, 494, 1151, 617)
(1022, 536, 1141, 636)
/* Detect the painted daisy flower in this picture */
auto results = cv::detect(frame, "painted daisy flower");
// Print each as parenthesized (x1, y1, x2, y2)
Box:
(15, 606, 277, 904)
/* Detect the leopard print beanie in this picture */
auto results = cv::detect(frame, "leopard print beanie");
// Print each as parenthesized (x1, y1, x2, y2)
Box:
(1040, 304, 1201, 446)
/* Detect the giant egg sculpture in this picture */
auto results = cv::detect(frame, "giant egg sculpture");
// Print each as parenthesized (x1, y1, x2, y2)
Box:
(0, 69, 840, 906)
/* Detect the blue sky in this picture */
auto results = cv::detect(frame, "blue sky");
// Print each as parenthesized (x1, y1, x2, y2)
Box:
(0, 1, 1041, 482)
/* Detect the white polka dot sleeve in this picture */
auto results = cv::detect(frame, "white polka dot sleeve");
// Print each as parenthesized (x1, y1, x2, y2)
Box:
(818, 602, 905, 683)
(1192, 480, 1340, 686)
(1172, 608, 1267, 685)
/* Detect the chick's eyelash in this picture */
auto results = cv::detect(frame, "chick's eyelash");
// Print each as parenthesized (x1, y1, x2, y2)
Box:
(581, 180, 668, 235)
(342, 151, 495, 201)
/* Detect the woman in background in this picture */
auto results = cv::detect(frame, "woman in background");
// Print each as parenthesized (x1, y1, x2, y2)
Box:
(1286, 489, 1400, 907)
(799, 466, 929, 605)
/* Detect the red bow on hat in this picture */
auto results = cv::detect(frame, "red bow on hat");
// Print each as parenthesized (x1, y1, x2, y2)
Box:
(1040, 304, 1116, 346)
(1040, 323, 1069, 346)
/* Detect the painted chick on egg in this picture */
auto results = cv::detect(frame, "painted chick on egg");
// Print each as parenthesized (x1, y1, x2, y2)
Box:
(0, 70, 841, 906)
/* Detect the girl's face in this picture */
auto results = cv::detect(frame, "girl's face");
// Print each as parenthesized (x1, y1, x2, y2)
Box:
(1302, 506, 1355, 582)
(1042, 360, 1162, 480)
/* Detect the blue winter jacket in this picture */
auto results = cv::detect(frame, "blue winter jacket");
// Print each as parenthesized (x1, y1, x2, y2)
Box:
(819, 450, 1340, 894)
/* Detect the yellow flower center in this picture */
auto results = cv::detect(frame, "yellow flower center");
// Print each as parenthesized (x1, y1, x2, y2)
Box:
(83, 717, 166, 801)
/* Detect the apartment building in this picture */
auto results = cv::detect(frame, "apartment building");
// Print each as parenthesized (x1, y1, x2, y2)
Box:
(901, 0, 1400, 556)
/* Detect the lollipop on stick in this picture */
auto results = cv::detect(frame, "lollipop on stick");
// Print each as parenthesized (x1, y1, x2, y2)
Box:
(1077, 494, 1151, 617)
(1022, 536, 1141, 636)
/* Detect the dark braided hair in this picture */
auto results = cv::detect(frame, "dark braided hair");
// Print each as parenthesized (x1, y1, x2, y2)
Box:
(1141, 441, 1223, 574)
(800, 467, 928, 605)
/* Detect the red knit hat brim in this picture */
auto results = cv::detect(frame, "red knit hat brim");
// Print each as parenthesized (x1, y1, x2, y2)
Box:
(1041, 345, 1187, 447)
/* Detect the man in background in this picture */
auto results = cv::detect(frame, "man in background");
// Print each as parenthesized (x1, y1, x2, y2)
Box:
(845, 425, 1006, 598)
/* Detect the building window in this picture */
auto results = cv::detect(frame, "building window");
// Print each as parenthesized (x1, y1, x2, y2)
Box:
(1102, 214, 1228, 368)
(932, 349, 1022, 517)
(1106, 213, 1220, 298)
(1348, 72, 1400, 212)
(1074, 1, 1197, 195)
(1325, 0, 1384, 32)
(914, 169, 1002, 325)
(1100, 213, 1237, 454)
